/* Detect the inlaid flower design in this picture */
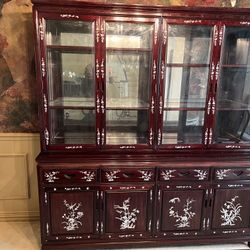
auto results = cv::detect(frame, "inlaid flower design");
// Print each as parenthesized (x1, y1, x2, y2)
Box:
(220, 196, 242, 226)
(169, 197, 196, 228)
(62, 200, 84, 231)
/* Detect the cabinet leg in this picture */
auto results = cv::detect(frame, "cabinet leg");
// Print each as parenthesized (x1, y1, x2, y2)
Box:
(248, 242, 250, 248)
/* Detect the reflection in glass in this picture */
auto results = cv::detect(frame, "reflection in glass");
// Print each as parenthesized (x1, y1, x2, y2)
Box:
(106, 52, 151, 108)
(222, 27, 250, 65)
(106, 110, 148, 145)
(47, 51, 95, 106)
(162, 110, 204, 144)
(215, 68, 250, 143)
(46, 20, 94, 46)
(106, 22, 153, 49)
(49, 109, 95, 144)
(167, 25, 212, 64)
(164, 67, 209, 108)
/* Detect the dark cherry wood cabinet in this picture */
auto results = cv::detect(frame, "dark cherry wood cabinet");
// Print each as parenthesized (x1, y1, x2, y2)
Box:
(33, 0, 250, 249)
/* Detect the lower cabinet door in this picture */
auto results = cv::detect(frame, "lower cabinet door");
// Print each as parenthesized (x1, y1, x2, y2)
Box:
(211, 187, 250, 235)
(43, 186, 99, 241)
(100, 184, 154, 240)
(156, 185, 207, 238)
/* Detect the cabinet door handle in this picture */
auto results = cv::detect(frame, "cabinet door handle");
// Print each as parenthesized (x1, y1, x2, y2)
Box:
(178, 171, 190, 177)
(64, 173, 76, 179)
(122, 172, 134, 178)
(204, 199, 208, 207)
(209, 198, 212, 207)
(233, 170, 244, 176)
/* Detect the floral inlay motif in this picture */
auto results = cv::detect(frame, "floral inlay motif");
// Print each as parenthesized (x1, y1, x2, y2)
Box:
(80, 171, 95, 182)
(161, 170, 176, 180)
(194, 169, 208, 180)
(139, 170, 153, 181)
(216, 169, 230, 180)
(44, 171, 59, 183)
(169, 197, 196, 228)
(105, 170, 120, 182)
(114, 198, 139, 230)
(62, 200, 84, 231)
(220, 196, 242, 226)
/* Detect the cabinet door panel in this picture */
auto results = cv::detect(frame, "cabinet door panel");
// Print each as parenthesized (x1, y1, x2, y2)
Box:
(104, 19, 158, 148)
(49, 190, 96, 236)
(101, 185, 153, 239)
(215, 26, 250, 145)
(212, 188, 250, 230)
(156, 186, 208, 237)
(161, 190, 204, 231)
(41, 15, 98, 149)
(158, 22, 214, 147)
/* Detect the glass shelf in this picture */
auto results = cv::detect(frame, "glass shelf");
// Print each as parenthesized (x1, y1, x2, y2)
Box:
(106, 98, 149, 109)
(49, 97, 95, 108)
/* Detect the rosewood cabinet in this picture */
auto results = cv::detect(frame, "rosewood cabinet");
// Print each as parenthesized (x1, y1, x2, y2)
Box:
(33, 1, 250, 249)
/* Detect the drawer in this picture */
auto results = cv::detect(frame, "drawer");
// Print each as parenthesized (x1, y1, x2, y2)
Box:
(43, 169, 97, 184)
(101, 168, 155, 182)
(158, 168, 209, 181)
(214, 167, 250, 181)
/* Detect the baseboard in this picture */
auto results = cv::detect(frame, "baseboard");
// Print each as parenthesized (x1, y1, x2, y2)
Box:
(0, 211, 40, 221)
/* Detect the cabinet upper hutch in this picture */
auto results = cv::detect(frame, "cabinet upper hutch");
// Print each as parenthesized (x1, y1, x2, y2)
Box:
(35, 2, 250, 153)
(33, 1, 250, 249)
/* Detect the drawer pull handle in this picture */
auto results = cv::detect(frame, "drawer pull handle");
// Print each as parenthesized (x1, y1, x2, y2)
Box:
(233, 171, 244, 176)
(178, 171, 190, 177)
(122, 173, 134, 178)
(64, 174, 76, 179)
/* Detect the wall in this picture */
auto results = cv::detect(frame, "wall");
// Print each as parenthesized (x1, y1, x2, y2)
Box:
(0, 133, 40, 221)
(0, 0, 250, 221)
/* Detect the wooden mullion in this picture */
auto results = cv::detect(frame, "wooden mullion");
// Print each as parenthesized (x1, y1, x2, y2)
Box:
(205, 22, 225, 147)
(156, 18, 168, 148)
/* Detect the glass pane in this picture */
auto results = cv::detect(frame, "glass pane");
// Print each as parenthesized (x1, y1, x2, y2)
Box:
(46, 20, 94, 46)
(106, 52, 151, 108)
(215, 68, 250, 143)
(106, 110, 148, 145)
(167, 25, 212, 64)
(47, 51, 95, 107)
(49, 109, 95, 144)
(106, 22, 153, 49)
(222, 27, 250, 65)
(162, 110, 204, 144)
(164, 67, 209, 108)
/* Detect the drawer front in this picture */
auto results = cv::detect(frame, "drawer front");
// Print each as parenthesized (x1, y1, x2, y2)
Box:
(214, 167, 250, 181)
(101, 168, 155, 182)
(43, 169, 97, 184)
(159, 168, 209, 181)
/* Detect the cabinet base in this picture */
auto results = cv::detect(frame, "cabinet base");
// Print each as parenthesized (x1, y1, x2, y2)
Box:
(41, 238, 250, 250)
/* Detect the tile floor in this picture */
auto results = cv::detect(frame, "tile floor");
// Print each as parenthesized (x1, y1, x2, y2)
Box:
(0, 221, 249, 250)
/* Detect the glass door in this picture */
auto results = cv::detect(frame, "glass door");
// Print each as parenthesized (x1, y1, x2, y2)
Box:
(41, 16, 97, 148)
(214, 25, 250, 146)
(104, 19, 159, 148)
(158, 20, 214, 147)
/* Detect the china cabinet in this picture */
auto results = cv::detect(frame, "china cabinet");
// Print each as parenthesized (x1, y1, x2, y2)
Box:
(33, 0, 250, 249)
